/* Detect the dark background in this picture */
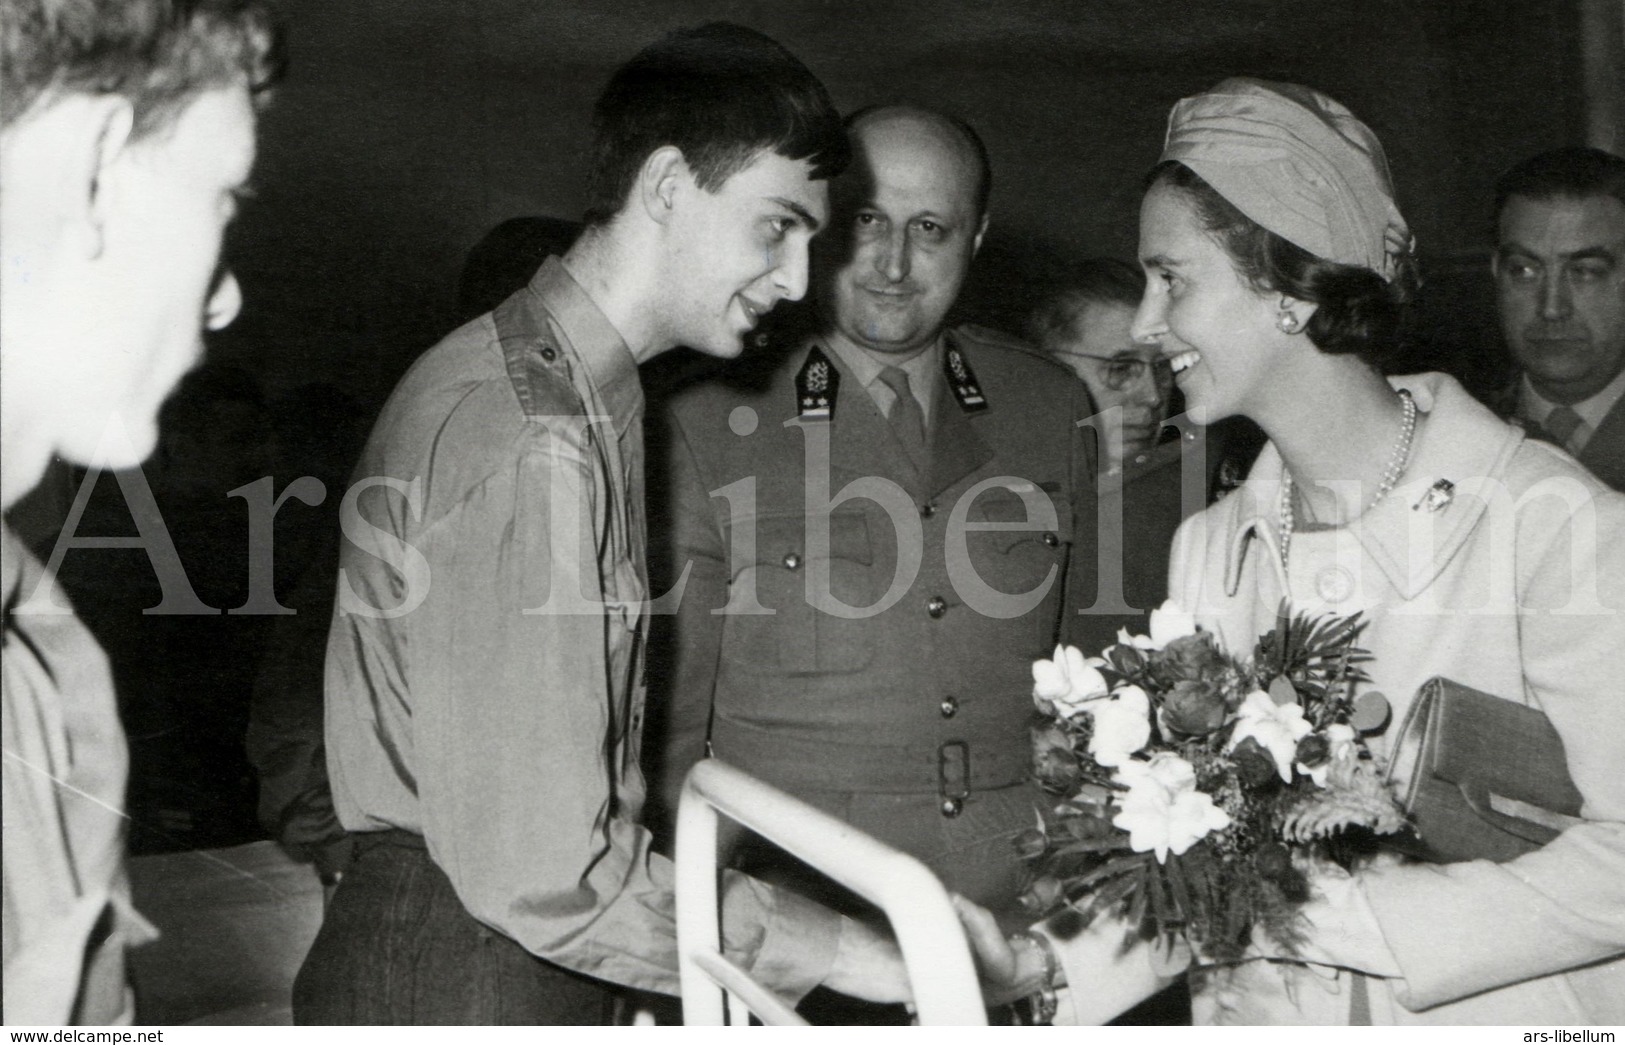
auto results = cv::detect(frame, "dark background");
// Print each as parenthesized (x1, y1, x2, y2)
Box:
(218, 0, 1599, 405)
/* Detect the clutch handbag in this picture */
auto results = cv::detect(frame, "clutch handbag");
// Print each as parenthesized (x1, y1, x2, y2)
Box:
(1385, 676, 1586, 864)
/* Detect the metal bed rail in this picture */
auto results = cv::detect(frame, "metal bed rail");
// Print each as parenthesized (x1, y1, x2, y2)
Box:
(675, 758, 987, 1025)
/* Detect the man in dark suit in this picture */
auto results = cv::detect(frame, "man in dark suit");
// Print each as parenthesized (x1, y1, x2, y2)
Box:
(653, 104, 1095, 929)
(1492, 147, 1625, 490)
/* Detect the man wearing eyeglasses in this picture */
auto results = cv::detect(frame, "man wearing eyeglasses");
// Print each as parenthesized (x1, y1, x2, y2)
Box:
(1028, 259, 1172, 477)
(1027, 259, 1260, 655)
(650, 104, 1096, 979)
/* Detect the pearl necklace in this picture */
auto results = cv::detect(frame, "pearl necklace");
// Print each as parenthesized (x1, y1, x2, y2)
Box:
(1278, 388, 1416, 566)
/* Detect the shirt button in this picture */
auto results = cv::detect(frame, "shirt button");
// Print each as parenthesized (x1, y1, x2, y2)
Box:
(782, 552, 802, 571)
(539, 345, 557, 362)
(1043, 532, 1059, 547)
(920, 502, 936, 518)
(926, 596, 947, 618)
(939, 697, 958, 719)
(940, 797, 963, 818)
(1315, 565, 1355, 603)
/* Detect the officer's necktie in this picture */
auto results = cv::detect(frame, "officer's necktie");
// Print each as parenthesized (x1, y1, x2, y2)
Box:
(879, 366, 927, 464)
(1544, 404, 1588, 456)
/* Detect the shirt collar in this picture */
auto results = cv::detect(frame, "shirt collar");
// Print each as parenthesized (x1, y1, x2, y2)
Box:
(1220, 372, 1524, 600)
(1518, 364, 1625, 432)
(822, 331, 943, 422)
(531, 256, 643, 432)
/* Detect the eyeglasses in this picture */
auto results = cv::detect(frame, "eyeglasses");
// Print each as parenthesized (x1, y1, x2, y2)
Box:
(1053, 351, 1174, 391)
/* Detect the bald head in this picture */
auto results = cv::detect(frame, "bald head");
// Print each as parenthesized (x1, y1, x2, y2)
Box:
(821, 103, 991, 357)
(846, 104, 991, 219)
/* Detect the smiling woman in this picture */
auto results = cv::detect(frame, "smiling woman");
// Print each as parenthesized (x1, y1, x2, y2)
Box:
(960, 77, 1625, 1028)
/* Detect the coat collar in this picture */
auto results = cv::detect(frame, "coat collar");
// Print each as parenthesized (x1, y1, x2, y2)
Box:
(799, 328, 995, 499)
(1220, 372, 1526, 600)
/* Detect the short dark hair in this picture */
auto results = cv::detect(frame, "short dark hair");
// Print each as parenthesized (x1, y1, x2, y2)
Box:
(843, 103, 993, 219)
(1493, 146, 1625, 228)
(1, 0, 281, 137)
(582, 22, 848, 228)
(1150, 160, 1417, 371)
(1026, 258, 1145, 350)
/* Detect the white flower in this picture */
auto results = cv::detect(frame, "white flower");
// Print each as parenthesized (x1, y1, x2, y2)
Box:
(1114, 600, 1200, 652)
(1032, 644, 1109, 718)
(1087, 685, 1151, 768)
(1111, 753, 1232, 862)
(1116, 626, 1154, 651)
(1300, 723, 1358, 788)
(1148, 600, 1200, 649)
(1228, 689, 1313, 783)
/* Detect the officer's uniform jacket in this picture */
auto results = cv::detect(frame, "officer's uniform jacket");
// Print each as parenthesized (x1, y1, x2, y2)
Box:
(653, 325, 1096, 910)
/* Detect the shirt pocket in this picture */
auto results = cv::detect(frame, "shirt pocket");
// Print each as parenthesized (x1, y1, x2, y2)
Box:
(951, 486, 1072, 646)
(720, 510, 876, 676)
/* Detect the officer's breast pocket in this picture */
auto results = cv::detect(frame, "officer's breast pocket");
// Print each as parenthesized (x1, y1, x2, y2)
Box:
(720, 511, 877, 676)
(951, 485, 1072, 643)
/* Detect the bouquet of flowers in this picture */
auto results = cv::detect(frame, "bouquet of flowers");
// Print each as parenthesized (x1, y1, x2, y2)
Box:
(1021, 600, 1406, 962)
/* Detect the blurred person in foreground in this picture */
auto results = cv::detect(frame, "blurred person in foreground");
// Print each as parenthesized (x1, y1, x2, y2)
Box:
(1, 0, 277, 1023)
(957, 78, 1625, 1025)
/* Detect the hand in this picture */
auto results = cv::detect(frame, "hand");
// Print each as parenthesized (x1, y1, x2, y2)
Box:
(951, 896, 1050, 1006)
(951, 896, 1019, 985)
(822, 915, 913, 1004)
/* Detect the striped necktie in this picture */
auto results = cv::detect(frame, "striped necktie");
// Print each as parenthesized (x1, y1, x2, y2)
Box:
(1543, 404, 1586, 455)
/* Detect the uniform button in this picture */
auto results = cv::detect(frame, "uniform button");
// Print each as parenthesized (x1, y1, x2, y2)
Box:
(1042, 532, 1059, 547)
(920, 501, 936, 518)
(940, 797, 963, 818)
(1315, 565, 1355, 603)
(782, 552, 802, 571)
(926, 595, 948, 618)
(939, 697, 958, 718)
(539, 345, 557, 362)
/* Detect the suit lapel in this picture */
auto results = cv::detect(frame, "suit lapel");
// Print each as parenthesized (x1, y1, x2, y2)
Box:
(1580, 395, 1625, 491)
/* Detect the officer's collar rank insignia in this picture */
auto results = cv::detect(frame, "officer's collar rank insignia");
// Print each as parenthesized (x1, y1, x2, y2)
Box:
(796, 346, 839, 420)
(943, 344, 988, 412)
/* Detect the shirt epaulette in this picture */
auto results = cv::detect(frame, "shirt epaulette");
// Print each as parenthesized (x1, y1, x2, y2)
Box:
(951, 323, 1079, 378)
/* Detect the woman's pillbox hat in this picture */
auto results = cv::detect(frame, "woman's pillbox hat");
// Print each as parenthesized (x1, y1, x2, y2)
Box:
(1160, 77, 1412, 282)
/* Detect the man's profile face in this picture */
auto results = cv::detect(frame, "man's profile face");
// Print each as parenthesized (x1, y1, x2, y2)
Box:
(1494, 192, 1625, 404)
(664, 149, 828, 359)
(6, 85, 256, 470)
(822, 111, 986, 358)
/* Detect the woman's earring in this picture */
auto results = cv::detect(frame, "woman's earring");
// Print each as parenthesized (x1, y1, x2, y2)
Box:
(1276, 311, 1303, 334)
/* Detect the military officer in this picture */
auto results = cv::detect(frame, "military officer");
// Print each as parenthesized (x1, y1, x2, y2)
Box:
(652, 104, 1096, 925)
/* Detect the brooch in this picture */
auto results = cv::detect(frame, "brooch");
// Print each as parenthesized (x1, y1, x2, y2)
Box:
(1414, 479, 1455, 513)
